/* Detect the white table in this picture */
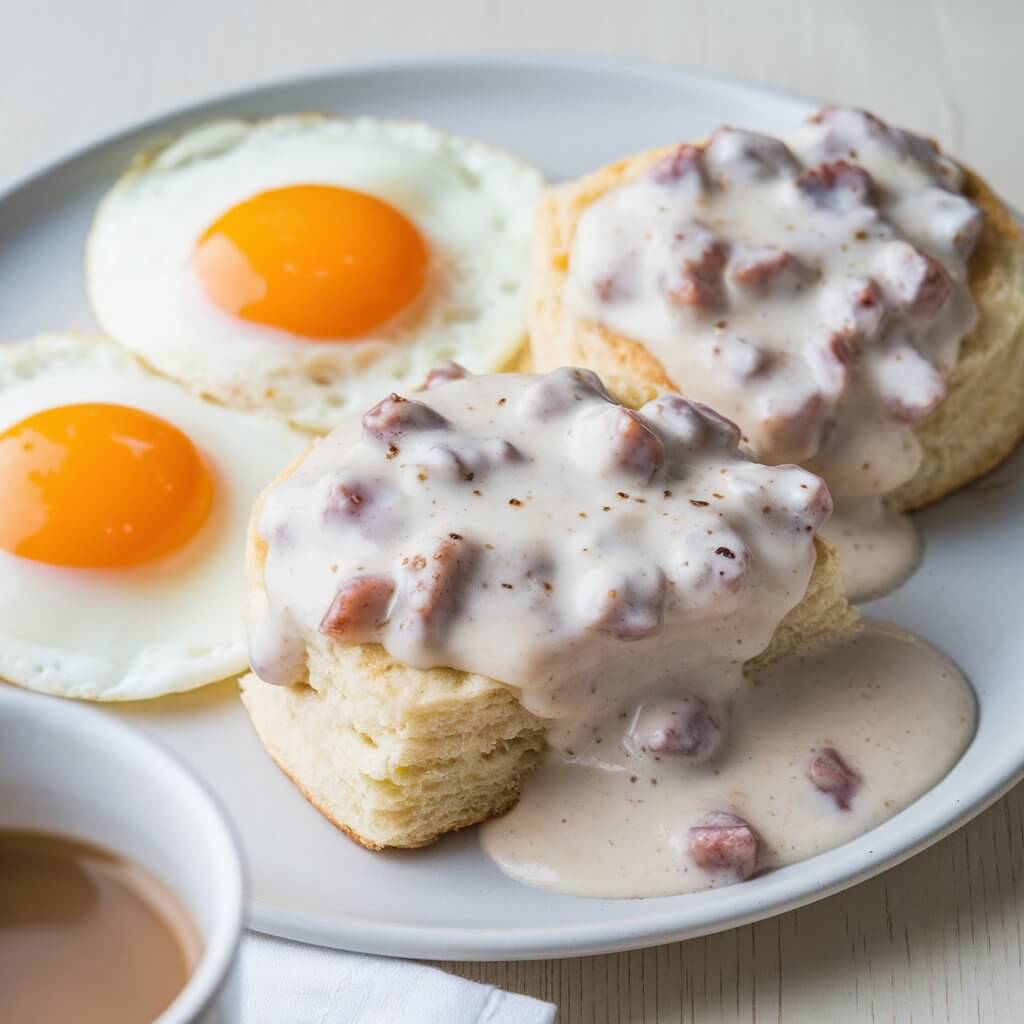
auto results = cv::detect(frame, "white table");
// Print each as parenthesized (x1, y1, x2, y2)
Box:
(6, 2, 1022, 1019)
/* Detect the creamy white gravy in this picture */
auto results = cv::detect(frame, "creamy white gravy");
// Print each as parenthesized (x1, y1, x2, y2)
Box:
(480, 622, 975, 898)
(566, 108, 982, 599)
(825, 496, 921, 602)
(249, 369, 828, 760)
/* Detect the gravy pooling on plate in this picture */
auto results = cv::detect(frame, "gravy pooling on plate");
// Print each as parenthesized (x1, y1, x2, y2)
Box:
(565, 108, 984, 601)
(480, 622, 974, 897)
(247, 368, 975, 897)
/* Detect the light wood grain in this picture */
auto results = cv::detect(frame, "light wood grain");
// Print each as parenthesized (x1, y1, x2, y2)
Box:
(4, 2, 1022, 1019)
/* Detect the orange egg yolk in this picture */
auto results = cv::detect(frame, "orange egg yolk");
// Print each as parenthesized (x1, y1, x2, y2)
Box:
(0, 403, 214, 569)
(193, 184, 430, 339)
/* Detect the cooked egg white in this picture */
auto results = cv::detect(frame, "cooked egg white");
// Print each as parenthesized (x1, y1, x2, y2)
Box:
(85, 115, 544, 433)
(0, 333, 308, 700)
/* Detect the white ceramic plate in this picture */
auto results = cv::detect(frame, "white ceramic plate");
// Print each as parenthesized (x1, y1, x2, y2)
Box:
(1, 56, 1022, 961)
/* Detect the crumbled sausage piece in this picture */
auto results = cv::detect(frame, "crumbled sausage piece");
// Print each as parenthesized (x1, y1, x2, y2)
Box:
(866, 341, 947, 422)
(876, 241, 952, 318)
(362, 393, 449, 444)
(802, 107, 963, 191)
(395, 535, 476, 642)
(639, 394, 742, 450)
(628, 696, 723, 762)
(321, 476, 402, 541)
(690, 401, 744, 448)
(796, 160, 873, 210)
(568, 403, 666, 482)
(665, 268, 720, 310)
(703, 127, 800, 184)
(603, 407, 665, 481)
(515, 367, 613, 421)
(758, 392, 826, 465)
(672, 530, 751, 600)
(927, 191, 984, 260)
(648, 144, 708, 190)
(709, 336, 772, 382)
(807, 747, 861, 810)
(709, 537, 751, 590)
(688, 811, 761, 880)
(789, 473, 834, 533)
(638, 395, 705, 447)
(324, 479, 374, 522)
(594, 269, 634, 303)
(728, 247, 805, 291)
(578, 566, 667, 640)
(807, 105, 878, 130)
(663, 230, 729, 312)
(319, 575, 395, 640)
(416, 439, 521, 483)
(802, 107, 890, 163)
(820, 277, 886, 342)
(803, 331, 852, 400)
(420, 361, 470, 391)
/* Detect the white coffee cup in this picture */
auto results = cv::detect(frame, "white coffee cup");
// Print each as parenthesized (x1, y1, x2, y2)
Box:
(0, 685, 245, 1023)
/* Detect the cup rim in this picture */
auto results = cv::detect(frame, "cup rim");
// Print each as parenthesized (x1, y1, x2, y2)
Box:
(0, 686, 246, 1024)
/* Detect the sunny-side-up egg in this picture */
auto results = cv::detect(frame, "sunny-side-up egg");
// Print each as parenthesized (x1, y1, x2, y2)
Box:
(0, 333, 308, 701)
(85, 115, 545, 433)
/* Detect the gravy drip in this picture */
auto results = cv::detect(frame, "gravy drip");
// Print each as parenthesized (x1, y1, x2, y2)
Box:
(826, 495, 921, 602)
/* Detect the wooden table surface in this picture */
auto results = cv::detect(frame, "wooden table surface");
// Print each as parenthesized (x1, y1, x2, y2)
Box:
(5, 2, 1021, 1019)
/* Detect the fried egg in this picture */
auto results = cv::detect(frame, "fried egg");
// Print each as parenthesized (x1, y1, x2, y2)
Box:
(85, 115, 544, 433)
(0, 334, 308, 700)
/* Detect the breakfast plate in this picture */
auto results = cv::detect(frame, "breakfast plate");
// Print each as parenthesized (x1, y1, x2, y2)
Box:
(1, 55, 1022, 961)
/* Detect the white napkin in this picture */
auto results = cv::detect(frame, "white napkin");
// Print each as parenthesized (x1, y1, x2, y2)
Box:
(242, 932, 556, 1024)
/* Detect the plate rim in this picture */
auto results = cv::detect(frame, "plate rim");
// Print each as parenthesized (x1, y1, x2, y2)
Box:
(3, 52, 1022, 961)
(0, 52, 821, 200)
(252, 769, 1022, 961)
